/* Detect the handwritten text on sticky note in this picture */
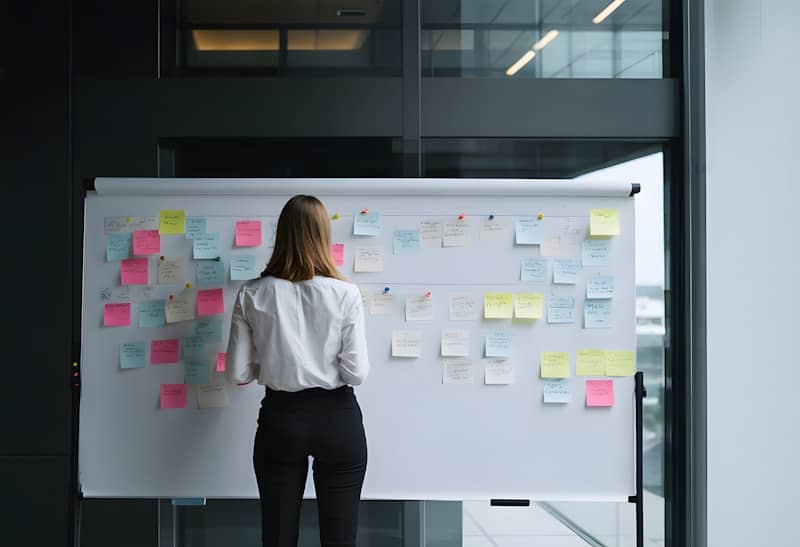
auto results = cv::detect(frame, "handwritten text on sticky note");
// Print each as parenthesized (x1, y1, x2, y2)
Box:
(484, 293, 513, 319)
(235, 220, 262, 247)
(586, 379, 615, 407)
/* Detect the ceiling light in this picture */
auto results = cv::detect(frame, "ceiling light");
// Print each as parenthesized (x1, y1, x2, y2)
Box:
(592, 0, 626, 24)
(506, 50, 536, 77)
(532, 30, 559, 51)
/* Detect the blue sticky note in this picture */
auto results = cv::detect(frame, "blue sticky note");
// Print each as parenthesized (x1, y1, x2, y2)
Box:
(353, 212, 381, 236)
(106, 233, 132, 261)
(230, 255, 258, 281)
(197, 260, 225, 285)
(543, 379, 570, 404)
(514, 217, 543, 245)
(553, 259, 582, 284)
(119, 341, 146, 369)
(582, 239, 610, 266)
(184, 359, 211, 385)
(180, 335, 206, 360)
(185, 217, 207, 239)
(393, 230, 420, 255)
(587, 275, 615, 299)
(485, 331, 512, 358)
(547, 296, 576, 324)
(521, 257, 548, 283)
(138, 300, 166, 328)
(193, 233, 220, 259)
(584, 300, 612, 328)
(195, 318, 223, 344)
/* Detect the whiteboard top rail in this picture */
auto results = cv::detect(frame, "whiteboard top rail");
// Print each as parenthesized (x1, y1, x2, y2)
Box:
(93, 178, 638, 198)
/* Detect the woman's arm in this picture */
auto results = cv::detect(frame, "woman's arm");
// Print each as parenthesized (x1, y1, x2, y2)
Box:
(337, 287, 370, 385)
(225, 286, 260, 385)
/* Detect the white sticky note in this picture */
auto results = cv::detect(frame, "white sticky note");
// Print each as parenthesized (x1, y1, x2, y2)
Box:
(442, 222, 467, 247)
(197, 384, 230, 408)
(449, 293, 478, 321)
(158, 257, 184, 285)
(582, 239, 610, 266)
(543, 379, 570, 403)
(584, 300, 612, 328)
(515, 217, 543, 245)
(553, 259, 582, 284)
(484, 331, 512, 358)
(443, 358, 473, 384)
(480, 217, 509, 241)
(540, 236, 567, 257)
(587, 275, 614, 299)
(419, 220, 443, 247)
(521, 257, 548, 283)
(165, 292, 195, 323)
(391, 330, 422, 358)
(547, 296, 576, 324)
(369, 293, 394, 315)
(441, 329, 469, 357)
(354, 248, 384, 272)
(484, 359, 514, 385)
(405, 296, 434, 321)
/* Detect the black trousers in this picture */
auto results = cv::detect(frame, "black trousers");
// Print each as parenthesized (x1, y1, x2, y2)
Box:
(253, 385, 367, 547)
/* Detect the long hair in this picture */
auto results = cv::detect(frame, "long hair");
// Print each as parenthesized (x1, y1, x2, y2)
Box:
(261, 195, 344, 281)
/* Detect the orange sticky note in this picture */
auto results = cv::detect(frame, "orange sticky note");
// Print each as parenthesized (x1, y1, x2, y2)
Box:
(331, 243, 344, 267)
(103, 303, 131, 327)
(216, 352, 226, 372)
(132, 229, 160, 255)
(150, 338, 179, 364)
(197, 288, 224, 316)
(120, 258, 148, 285)
(586, 379, 615, 407)
(160, 384, 187, 409)
(235, 220, 262, 247)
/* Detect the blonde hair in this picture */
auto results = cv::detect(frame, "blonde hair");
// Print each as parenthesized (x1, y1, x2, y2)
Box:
(262, 195, 344, 282)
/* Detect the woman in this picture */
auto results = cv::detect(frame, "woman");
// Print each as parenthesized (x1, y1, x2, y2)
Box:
(226, 195, 370, 547)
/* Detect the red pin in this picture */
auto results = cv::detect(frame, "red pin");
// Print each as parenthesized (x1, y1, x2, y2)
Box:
(168, 294, 174, 301)
(159, 255, 165, 261)
(458, 213, 465, 221)
(361, 208, 369, 215)
(425, 291, 432, 299)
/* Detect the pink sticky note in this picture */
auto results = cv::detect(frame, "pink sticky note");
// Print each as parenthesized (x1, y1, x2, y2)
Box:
(216, 352, 226, 372)
(235, 220, 262, 247)
(150, 338, 179, 364)
(160, 384, 187, 409)
(103, 303, 131, 327)
(197, 288, 224, 316)
(132, 230, 160, 255)
(120, 258, 149, 285)
(586, 379, 615, 407)
(331, 243, 344, 267)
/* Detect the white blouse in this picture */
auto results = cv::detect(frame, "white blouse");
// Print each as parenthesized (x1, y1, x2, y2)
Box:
(225, 275, 370, 392)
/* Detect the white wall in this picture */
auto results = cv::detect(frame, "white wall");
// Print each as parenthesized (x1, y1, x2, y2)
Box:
(705, 1, 800, 545)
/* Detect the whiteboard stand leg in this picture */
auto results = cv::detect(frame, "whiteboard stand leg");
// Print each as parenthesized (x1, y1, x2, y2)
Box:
(157, 498, 175, 547)
(402, 501, 426, 547)
(628, 371, 647, 547)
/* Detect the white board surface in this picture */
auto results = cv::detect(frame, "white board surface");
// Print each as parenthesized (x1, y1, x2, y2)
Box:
(80, 178, 636, 501)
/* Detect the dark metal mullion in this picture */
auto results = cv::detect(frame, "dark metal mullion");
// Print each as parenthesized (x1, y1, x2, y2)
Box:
(402, 0, 421, 177)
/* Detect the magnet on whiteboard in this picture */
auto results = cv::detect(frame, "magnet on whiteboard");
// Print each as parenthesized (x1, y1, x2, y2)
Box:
(332, 213, 340, 220)
(425, 291, 432, 299)
(458, 213, 465, 221)
(360, 209, 369, 215)
(488, 214, 495, 220)
(383, 287, 390, 294)
(538, 213, 544, 220)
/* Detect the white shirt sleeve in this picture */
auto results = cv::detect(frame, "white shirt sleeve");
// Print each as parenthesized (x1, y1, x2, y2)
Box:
(337, 287, 370, 385)
(225, 286, 260, 385)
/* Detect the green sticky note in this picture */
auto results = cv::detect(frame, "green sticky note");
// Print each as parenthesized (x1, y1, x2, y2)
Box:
(195, 318, 222, 344)
(185, 217, 207, 239)
(119, 341, 146, 369)
(197, 260, 225, 285)
(180, 335, 206, 360)
(138, 300, 166, 328)
(106, 233, 132, 261)
(184, 359, 211, 385)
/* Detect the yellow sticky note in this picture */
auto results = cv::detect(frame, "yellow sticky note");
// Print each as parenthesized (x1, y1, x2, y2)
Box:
(158, 210, 186, 235)
(540, 351, 570, 378)
(514, 293, 543, 319)
(590, 208, 620, 237)
(606, 350, 635, 376)
(484, 293, 513, 319)
(576, 349, 607, 376)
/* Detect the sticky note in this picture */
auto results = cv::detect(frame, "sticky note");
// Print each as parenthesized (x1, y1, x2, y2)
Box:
(484, 359, 514, 384)
(235, 220, 262, 247)
(165, 292, 195, 323)
(582, 239, 610, 266)
(442, 358, 473, 384)
(442, 222, 467, 247)
(160, 384, 187, 409)
(180, 335, 206, 360)
(584, 300, 612, 329)
(391, 330, 421, 358)
(100, 286, 130, 302)
(606, 350, 635, 376)
(151, 339, 179, 364)
(586, 379, 615, 407)
(441, 330, 469, 357)
(576, 349, 607, 376)
(105, 216, 157, 233)
(405, 296, 434, 321)
(193, 233, 221, 260)
(138, 299, 166, 328)
(103, 303, 131, 327)
(485, 331, 512, 358)
(230, 255, 258, 280)
(547, 296, 575, 324)
(132, 230, 160, 255)
(197, 260, 225, 285)
(515, 217, 543, 245)
(184, 359, 211, 385)
(196, 318, 223, 344)
(590, 208, 620, 237)
(369, 293, 394, 315)
(267, 219, 278, 246)
(521, 257, 548, 283)
(587, 275, 614, 299)
(158, 257, 183, 285)
(393, 230, 420, 255)
(197, 384, 229, 408)
(354, 248, 384, 273)
(484, 293, 513, 319)
(540, 351, 570, 378)
(120, 258, 148, 285)
(104, 216, 129, 234)
(449, 293, 478, 321)
(553, 259, 582, 284)
(119, 341, 146, 369)
(514, 293, 544, 319)
(197, 288, 224, 316)
(353, 212, 381, 236)
(540, 236, 567, 257)
(543, 379, 570, 403)
(158, 210, 186, 235)
(185, 217, 207, 239)
(215, 352, 226, 372)
(480, 218, 509, 241)
(419, 220, 442, 247)
(106, 233, 132, 261)
(331, 243, 344, 267)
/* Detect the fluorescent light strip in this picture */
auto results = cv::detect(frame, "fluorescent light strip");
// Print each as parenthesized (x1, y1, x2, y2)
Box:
(592, 0, 626, 24)
(532, 30, 560, 51)
(506, 50, 536, 76)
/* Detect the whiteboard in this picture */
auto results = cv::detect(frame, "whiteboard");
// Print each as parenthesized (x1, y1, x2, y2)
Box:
(79, 178, 636, 501)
